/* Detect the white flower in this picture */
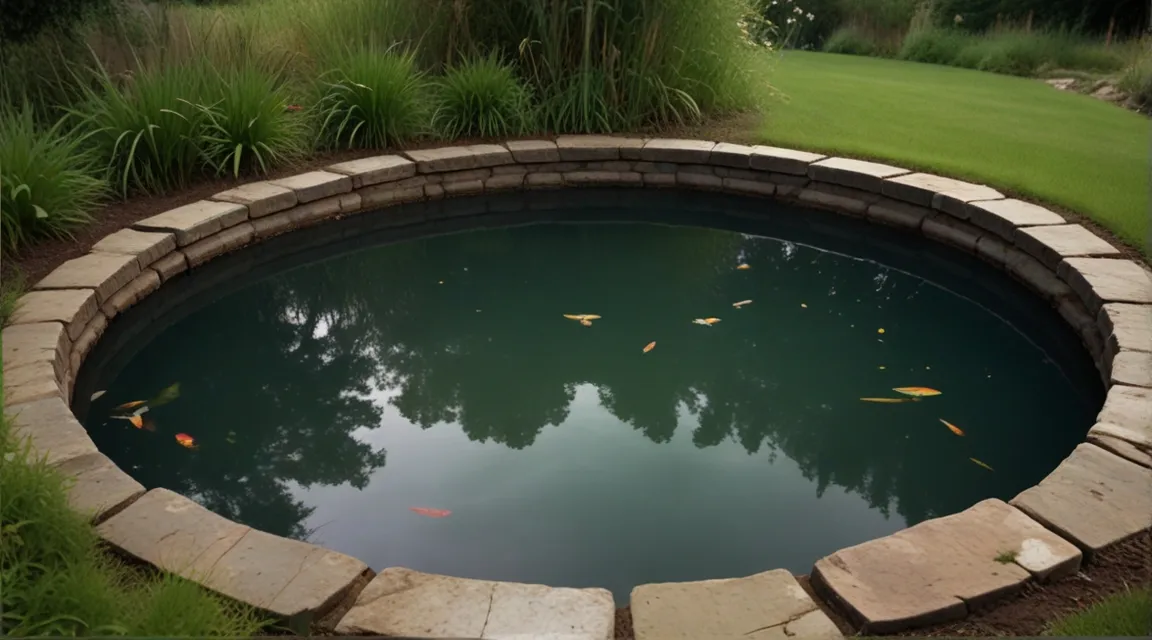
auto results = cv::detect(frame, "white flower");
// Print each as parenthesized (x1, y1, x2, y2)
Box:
(786, 16, 795, 24)
(793, 6, 802, 13)
(807, 12, 815, 20)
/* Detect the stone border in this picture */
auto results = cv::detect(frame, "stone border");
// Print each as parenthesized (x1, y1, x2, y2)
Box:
(4, 137, 1151, 638)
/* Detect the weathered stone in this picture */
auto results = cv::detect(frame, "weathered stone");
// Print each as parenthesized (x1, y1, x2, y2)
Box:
(564, 170, 642, 185)
(974, 234, 1010, 267)
(722, 178, 775, 196)
(527, 172, 564, 188)
(643, 172, 677, 186)
(1015, 225, 1121, 270)
(813, 499, 1081, 634)
(678, 164, 715, 175)
(527, 161, 582, 173)
(335, 568, 614, 639)
(506, 140, 559, 163)
(70, 312, 109, 379)
(808, 157, 909, 192)
(616, 137, 647, 160)
(1004, 249, 1072, 301)
(424, 183, 445, 199)
(716, 167, 772, 182)
(677, 171, 722, 188)
(640, 138, 715, 164)
(866, 199, 931, 230)
(151, 252, 188, 282)
(799, 187, 869, 216)
(708, 142, 755, 168)
(211, 182, 297, 217)
(1011, 443, 1152, 557)
(55, 452, 145, 523)
(631, 569, 840, 640)
(922, 214, 984, 252)
(182, 224, 255, 268)
(633, 161, 678, 174)
(485, 173, 524, 191)
(586, 160, 633, 172)
(492, 164, 528, 176)
(1111, 350, 1152, 387)
(556, 135, 642, 162)
(2, 321, 70, 379)
(1059, 258, 1152, 312)
(267, 171, 352, 203)
(7, 396, 98, 465)
(750, 146, 825, 175)
(1056, 297, 1104, 362)
(881, 172, 1002, 208)
(34, 252, 141, 304)
(100, 270, 161, 320)
(91, 229, 178, 268)
(9, 289, 98, 341)
(134, 200, 247, 246)
(442, 179, 485, 195)
(405, 144, 513, 173)
(326, 155, 415, 188)
(286, 194, 352, 229)
(967, 199, 1065, 240)
(337, 192, 362, 215)
(1088, 427, 1152, 469)
(3, 361, 63, 406)
(359, 183, 425, 209)
(1097, 384, 1152, 432)
(251, 210, 297, 239)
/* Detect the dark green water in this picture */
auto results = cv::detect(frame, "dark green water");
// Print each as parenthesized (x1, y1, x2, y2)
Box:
(76, 189, 1102, 603)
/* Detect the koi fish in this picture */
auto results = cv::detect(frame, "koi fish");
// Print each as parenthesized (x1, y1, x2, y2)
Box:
(91, 390, 106, 401)
(860, 397, 917, 403)
(410, 507, 451, 518)
(129, 415, 144, 429)
(970, 458, 994, 471)
(643, 342, 656, 353)
(174, 433, 198, 450)
(801, 303, 808, 308)
(692, 318, 721, 326)
(563, 314, 601, 321)
(736, 264, 751, 270)
(893, 387, 942, 397)
(940, 419, 965, 436)
(115, 400, 147, 411)
(580, 319, 593, 326)
(732, 300, 753, 308)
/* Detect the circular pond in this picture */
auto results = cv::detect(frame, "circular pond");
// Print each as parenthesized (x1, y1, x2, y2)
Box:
(75, 188, 1103, 604)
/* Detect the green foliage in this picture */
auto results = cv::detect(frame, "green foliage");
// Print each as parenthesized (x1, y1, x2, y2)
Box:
(431, 53, 533, 139)
(1044, 588, 1152, 636)
(0, 0, 114, 45)
(315, 47, 428, 149)
(1119, 43, 1152, 107)
(899, 27, 969, 64)
(0, 272, 25, 327)
(824, 26, 883, 55)
(0, 105, 107, 253)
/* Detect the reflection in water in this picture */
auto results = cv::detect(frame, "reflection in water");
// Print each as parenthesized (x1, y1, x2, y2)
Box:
(82, 218, 1099, 599)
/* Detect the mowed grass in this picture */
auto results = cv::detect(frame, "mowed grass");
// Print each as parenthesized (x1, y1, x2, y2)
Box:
(759, 51, 1150, 252)
(1045, 587, 1152, 636)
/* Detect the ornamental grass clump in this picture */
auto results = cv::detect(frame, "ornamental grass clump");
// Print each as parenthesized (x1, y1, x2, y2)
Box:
(431, 52, 534, 139)
(314, 46, 428, 149)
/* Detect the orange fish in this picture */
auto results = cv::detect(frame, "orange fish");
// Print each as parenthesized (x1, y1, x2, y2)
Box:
(564, 314, 601, 321)
(860, 397, 917, 403)
(410, 507, 451, 518)
(893, 387, 942, 397)
(940, 419, 965, 436)
(129, 415, 144, 429)
(736, 264, 751, 270)
(174, 433, 197, 449)
(643, 341, 656, 353)
(970, 458, 994, 471)
(115, 400, 146, 411)
(732, 300, 753, 308)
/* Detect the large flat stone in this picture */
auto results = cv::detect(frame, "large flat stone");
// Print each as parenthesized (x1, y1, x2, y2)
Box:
(808, 157, 909, 192)
(9, 289, 98, 341)
(7, 396, 98, 466)
(1097, 384, 1152, 432)
(2, 321, 70, 379)
(3, 361, 63, 406)
(135, 200, 247, 246)
(1011, 443, 1152, 557)
(151, 252, 189, 282)
(1005, 249, 1072, 301)
(182, 223, 255, 268)
(326, 155, 415, 188)
(750, 146, 826, 175)
(70, 312, 108, 379)
(812, 498, 1081, 633)
(1059, 258, 1152, 311)
(91, 228, 177, 269)
(101, 270, 161, 319)
(211, 181, 297, 217)
(866, 199, 931, 230)
(1111, 350, 1152, 387)
(34, 252, 141, 305)
(556, 135, 643, 162)
(1099, 303, 1152, 355)
(922, 214, 985, 252)
(1088, 421, 1152, 469)
(1015, 225, 1120, 270)
(708, 142, 755, 168)
(966, 199, 1065, 239)
(640, 138, 715, 164)
(55, 452, 145, 523)
(335, 568, 614, 639)
(631, 569, 840, 640)
(881, 172, 1002, 208)
(268, 171, 351, 203)
(405, 144, 513, 173)
(505, 140, 560, 163)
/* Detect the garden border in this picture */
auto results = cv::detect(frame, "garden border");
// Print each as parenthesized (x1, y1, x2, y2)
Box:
(4, 136, 1151, 639)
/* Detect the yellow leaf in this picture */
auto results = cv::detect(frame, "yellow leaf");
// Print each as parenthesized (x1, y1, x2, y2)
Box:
(970, 458, 994, 471)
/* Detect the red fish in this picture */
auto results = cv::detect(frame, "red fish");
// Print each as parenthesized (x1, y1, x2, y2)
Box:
(174, 433, 198, 449)
(409, 507, 451, 518)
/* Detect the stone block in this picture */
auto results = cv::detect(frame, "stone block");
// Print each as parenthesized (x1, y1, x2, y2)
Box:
(1011, 443, 1152, 557)
(643, 172, 677, 187)
(975, 234, 1010, 267)
(134, 200, 247, 246)
(564, 170, 642, 185)
(1004, 249, 1072, 301)
(966, 199, 1065, 239)
(211, 182, 297, 217)
(708, 142, 755, 168)
(151, 252, 188, 282)
(922, 214, 984, 252)
(799, 187, 869, 216)
(9, 289, 98, 341)
(424, 184, 445, 199)
(631, 569, 840, 640)
(677, 171, 722, 189)
(443, 179, 485, 195)
(35, 252, 141, 305)
(716, 167, 772, 181)
(812, 499, 1081, 634)
(4, 361, 63, 407)
(1110, 350, 1152, 388)
(1059, 258, 1152, 312)
(91, 229, 178, 269)
(866, 199, 931, 230)
(359, 183, 425, 209)
(285, 195, 346, 229)
(881, 172, 1002, 208)
(527, 172, 564, 188)
(1057, 297, 1105, 362)
(441, 168, 492, 183)
(633, 161, 678, 174)
(506, 140, 559, 163)
(1015, 225, 1121, 270)
(678, 163, 715, 175)
(405, 144, 512, 173)
(586, 160, 633, 171)
(251, 211, 297, 239)
(556, 135, 642, 162)
(182, 223, 255, 268)
(70, 312, 109, 379)
(1088, 428, 1152, 469)
(485, 173, 524, 191)
(268, 171, 352, 203)
(1097, 384, 1152, 432)
(492, 164, 529, 176)
(334, 568, 614, 639)
(750, 146, 825, 175)
(7, 396, 98, 466)
(640, 138, 715, 164)
(326, 155, 415, 188)
(2, 321, 70, 379)
(55, 452, 145, 523)
(722, 178, 776, 196)
(100, 270, 161, 320)
(528, 161, 582, 173)
(808, 157, 909, 192)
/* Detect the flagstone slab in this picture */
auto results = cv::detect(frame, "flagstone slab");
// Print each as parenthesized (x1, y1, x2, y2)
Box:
(135, 200, 247, 246)
(101, 270, 161, 319)
(1110, 350, 1152, 388)
(882, 172, 1002, 208)
(9, 289, 98, 341)
(1088, 423, 1152, 469)
(1096, 384, 1152, 432)
(1011, 443, 1152, 557)
(812, 498, 1081, 634)
(751, 146, 826, 175)
(506, 140, 560, 163)
(7, 396, 98, 466)
(556, 135, 645, 162)
(326, 155, 415, 188)
(212, 181, 298, 217)
(268, 171, 351, 203)
(640, 138, 716, 164)
(335, 567, 614, 639)
(631, 569, 840, 640)
(182, 223, 255, 268)
(91, 229, 177, 268)
(34, 252, 141, 304)
(709, 142, 756, 168)
(406, 144, 513, 172)
(3, 361, 64, 406)
(1015, 225, 1121, 270)
(966, 199, 1065, 239)
(1059, 258, 1152, 311)
(55, 452, 145, 523)
(809, 157, 910, 192)
(2, 321, 70, 378)
(1099, 303, 1152, 355)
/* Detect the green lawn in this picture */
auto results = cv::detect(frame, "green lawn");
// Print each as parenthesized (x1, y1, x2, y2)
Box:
(758, 51, 1150, 253)
(1046, 587, 1152, 636)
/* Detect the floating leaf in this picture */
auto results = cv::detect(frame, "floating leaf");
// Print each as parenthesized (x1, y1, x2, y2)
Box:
(732, 300, 753, 308)
(115, 400, 146, 411)
(643, 341, 656, 353)
(147, 383, 181, 408)
(174, 433, 198, 449)
(970, 458, 994, 471)
(940, 419, 965, 436)
(91, 390, 106, 401)
(860, 397, 917, 403)
(736, 264, 751, 270)
(893, 387, 941, 397)
(409, 507, 451, 518)
(878, 328, 886, 334)
(580, 319, 593, 326)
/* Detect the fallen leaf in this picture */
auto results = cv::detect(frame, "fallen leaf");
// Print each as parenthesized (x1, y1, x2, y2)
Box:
(940, 419, 965, 436)
(893, 386, 942, 397)
(736, 264, 751, 270)
(91, 390, 106, 401)
(175, 433, 198, 449)
(860, 397, 917, 403)
(410, 507, 451, 518)
(733, 300, 753, 308)
(970, 458, 994, 471)
(878, 328, 886, 334)
(643, 341, 656, 353)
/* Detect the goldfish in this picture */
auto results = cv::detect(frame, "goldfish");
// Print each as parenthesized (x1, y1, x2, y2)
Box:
(860, 397, 917, 403)
(91, 390, 106, 401)
(736, 264, 751, 270)
(692, 318, 721, 326)
(940, 419, 965, 436)
(129, 415, 144, 429)
(174, 433, 197, 450)
(970, 458, 994, 471)
(893, 387, 942, 397)
(410, 507, 451, 518)
(115, 400, 147, 411)
(643, 341, 656, 353)
(732, 300, 753, 308)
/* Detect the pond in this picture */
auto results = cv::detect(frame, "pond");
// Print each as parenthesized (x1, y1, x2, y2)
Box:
(75, 188, 1103, 604)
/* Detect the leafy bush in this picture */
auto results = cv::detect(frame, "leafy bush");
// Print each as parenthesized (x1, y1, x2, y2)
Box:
(0, 105, 106, 253)
(315, 47, 428, 149)
(431, 53, 533, 139)
(899, 27, 971, 64)
(824, 26, 881, 55)
(1119, 43, 1152, 107)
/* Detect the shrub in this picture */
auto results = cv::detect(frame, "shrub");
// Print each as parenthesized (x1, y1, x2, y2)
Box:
(0, 105, 107, 253)
(315, 47, 428, 149)
(1119, 43, 1152, 107)
(824, 26, 881, 55)
(431, 53, 534, 139)
(899, 27, 971, 65)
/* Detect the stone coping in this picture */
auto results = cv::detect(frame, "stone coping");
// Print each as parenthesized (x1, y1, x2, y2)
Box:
(4, 137, 1150, 636)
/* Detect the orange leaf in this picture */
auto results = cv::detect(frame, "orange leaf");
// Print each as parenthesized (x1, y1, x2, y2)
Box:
(643, 341, 656, 353)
